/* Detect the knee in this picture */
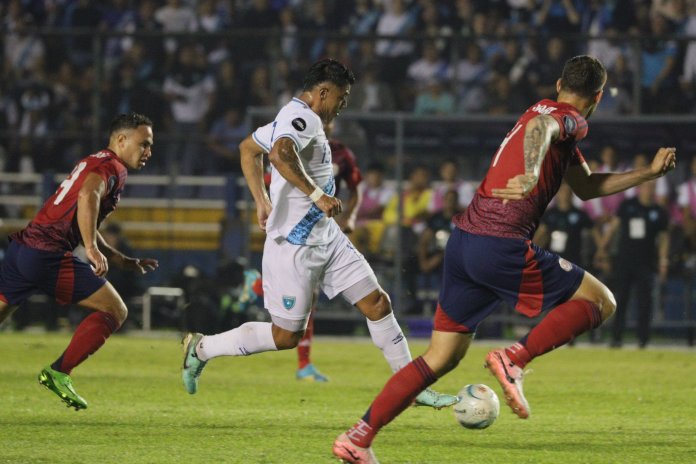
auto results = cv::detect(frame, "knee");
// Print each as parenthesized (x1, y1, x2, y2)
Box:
(593, 288, 616, 323)
(363, 289, 392, 321)
(106, 303, 128, 326)
(423, 350, 462, 378)
(272, 328, 304, 350)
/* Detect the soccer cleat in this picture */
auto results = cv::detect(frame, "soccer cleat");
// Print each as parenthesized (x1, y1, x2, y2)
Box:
(413, 388, 460, 409)
(38, 366, 88, 411)
(484, 349, 530, 419)
(332, 433, 380, 464)
(296, 363, 329, 382)
(181, 332, 207, 394)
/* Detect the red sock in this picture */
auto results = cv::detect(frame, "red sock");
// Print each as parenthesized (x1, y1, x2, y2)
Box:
(297, 309, 315, 369)
(52, 312, 120, 375)
(346, 357, 436, 448)
(506, 299, 602, 368)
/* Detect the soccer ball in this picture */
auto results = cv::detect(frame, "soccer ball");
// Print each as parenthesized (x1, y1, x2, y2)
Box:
(453, 384, 500, 429)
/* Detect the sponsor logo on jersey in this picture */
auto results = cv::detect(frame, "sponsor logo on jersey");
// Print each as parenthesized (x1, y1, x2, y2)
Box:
(291, 118, 307, 131)
(532, 104, 557, 115)
(558, 258, 572, 272)
(282, 295, 296, 310)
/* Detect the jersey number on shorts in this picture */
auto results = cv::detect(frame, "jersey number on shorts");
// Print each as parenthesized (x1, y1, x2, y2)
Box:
(54, 161, 87, 205)
(492, 123, 522, 167)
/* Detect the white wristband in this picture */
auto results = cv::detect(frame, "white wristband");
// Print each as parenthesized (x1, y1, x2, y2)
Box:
(309, 187, 324, 203)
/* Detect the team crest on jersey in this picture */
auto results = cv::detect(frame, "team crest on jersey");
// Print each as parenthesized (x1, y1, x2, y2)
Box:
(282, 295, 296, 310)
(558, 258, 572, 272)
(563, 115, 577, 135)
(291, 118, 307, 131)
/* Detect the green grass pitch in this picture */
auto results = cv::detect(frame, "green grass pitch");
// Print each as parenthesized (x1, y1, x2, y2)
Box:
(0, 332, 694, 464)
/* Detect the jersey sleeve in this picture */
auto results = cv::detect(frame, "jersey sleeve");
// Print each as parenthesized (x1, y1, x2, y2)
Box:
(252, 121, 274, 153)
(91, 159, 119, 187)
(271, 108, 321, 153)
(550, 108, 588, 143)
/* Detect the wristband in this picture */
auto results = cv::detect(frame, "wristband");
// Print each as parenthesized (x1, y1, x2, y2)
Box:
(309, 187, 324, 203)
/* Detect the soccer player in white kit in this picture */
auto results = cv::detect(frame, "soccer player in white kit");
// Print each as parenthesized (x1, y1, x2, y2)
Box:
(181, 58, 457, 409)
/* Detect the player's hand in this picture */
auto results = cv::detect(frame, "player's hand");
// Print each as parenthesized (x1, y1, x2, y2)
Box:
(128, 257, 159, 274)
(86, 245, 108, 277)
(256, 199, 273, 231)
(315, 194, 343, 218)
(491, 174, 539, 203)
(650, 147, 676, 178)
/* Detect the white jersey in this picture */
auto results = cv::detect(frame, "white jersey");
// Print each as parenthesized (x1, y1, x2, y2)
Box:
(252, 97, 339, 245)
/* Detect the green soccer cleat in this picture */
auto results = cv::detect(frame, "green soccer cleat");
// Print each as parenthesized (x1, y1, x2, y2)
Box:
(38, 366, 88, 411)
(414, 387, 460, 409)
(181, 332, 207, 394)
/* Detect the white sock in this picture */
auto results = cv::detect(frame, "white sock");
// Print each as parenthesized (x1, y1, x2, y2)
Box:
(197, 322, 277, 361)
(367, 313, 412, 373)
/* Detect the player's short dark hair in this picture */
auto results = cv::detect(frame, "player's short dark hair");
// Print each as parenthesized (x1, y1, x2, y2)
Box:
(303, 58, 355, 91)
(108, 112, 153, 137)
(559, 55, 607, 98)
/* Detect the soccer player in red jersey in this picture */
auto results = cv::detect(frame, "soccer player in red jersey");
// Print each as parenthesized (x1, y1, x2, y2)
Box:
(0, 112, 158, 410)
(296, 120, 363, 382)
(332, 56, 677, 463)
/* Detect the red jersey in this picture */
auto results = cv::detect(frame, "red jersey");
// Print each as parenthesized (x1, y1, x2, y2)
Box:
(329, 140, 362, 197)
(455, 99, 588, 240)
(11, 149, 128, 252)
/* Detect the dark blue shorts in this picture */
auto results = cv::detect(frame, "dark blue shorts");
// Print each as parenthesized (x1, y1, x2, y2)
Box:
(0, 241, 106, 306)
(436, 228, 585, 333)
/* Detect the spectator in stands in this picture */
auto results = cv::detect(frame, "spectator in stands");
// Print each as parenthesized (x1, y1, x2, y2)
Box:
(417, 189, 461, 278)
(279, 7, 299, 61)
(237, 0, 279, 64)
(535, 0, 583, 34)
(154, 0, 197, 55)
(429, 158, 475, 213)
(677, 155, 696, 252)
(640, 13, 679, 113)
(121, 0, 166, 72)
(600, 181, 670, 348)
(534, 182, 597, 270)
(452, 42, 488, 113)
(680, 2, 696, 111)
(407, 41, 450, 90)
(353, 162, 395, 255)
(3, 14, 46, 80)
(244, 64, 274, 108)
(349, 63, 396, 112)
(413, 78, 455, 115)
(62, 0, 104, 68)
(529, 36, 570, 101)
(375, 0, 417, 109)
(163, 43, 216, 175)
(206, 108, 250, 174)
(382, 164, 433, 236)
(596, 144, 628, 218)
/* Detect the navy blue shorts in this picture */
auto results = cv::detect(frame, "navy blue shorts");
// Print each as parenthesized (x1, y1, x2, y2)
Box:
(0, 241, 106, 306)
(436, 228, 585, 333)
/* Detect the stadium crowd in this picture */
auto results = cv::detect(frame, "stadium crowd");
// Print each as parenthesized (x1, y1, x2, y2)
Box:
(2, 0, 696, 175)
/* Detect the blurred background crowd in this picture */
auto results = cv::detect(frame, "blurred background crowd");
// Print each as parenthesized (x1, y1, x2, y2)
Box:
(1, 0, 696, 344)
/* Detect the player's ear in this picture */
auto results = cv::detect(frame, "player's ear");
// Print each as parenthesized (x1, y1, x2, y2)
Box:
(320, 86, 329, 100)
(556, 78, 562, 94)
(594, 89, 604, 104)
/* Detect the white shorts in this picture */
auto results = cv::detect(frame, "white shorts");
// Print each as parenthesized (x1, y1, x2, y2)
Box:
(262, 232, 376, 322)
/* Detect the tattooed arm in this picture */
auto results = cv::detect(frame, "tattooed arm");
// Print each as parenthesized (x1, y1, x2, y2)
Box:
(565, 147, 676, 200)
(491, 115, 560, 201)
(268, 137, 342, 217)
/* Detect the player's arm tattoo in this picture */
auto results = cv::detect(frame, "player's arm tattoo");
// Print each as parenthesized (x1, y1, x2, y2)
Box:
(523, 115, 559, 178)
(269, 137, 317, 195)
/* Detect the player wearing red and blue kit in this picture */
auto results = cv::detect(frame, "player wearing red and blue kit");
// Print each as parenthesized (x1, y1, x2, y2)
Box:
(333, 56, 678, 463)
(0, 113, 158, 410)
